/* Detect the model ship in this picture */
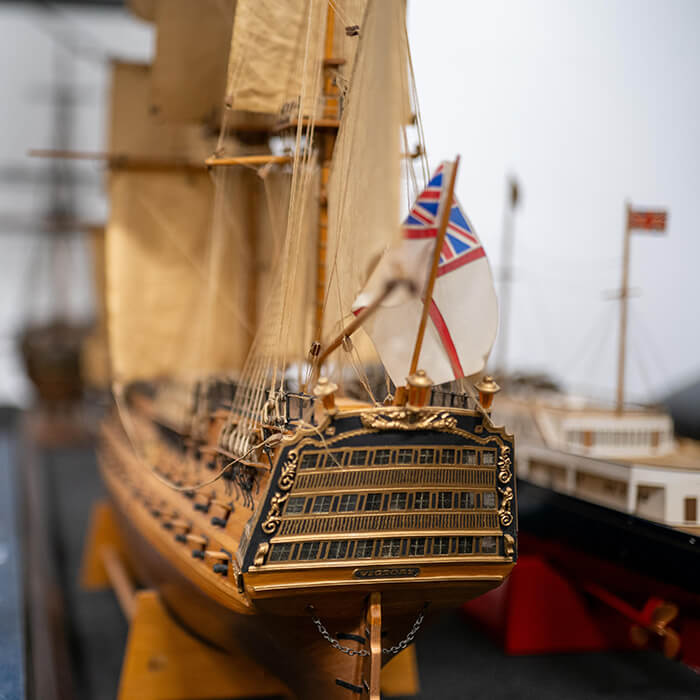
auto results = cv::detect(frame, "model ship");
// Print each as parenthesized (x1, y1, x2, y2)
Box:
(488, 205, 700, 665)
(96, 1, 518, 696)
(497, 389, 699, 581)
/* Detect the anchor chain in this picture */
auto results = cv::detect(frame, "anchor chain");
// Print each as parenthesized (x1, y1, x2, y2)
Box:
(308, 604, 426, 657)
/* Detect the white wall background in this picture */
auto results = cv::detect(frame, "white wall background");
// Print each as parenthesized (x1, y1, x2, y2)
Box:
(0, 5, 152, 402)
(0, 1, 698, 405)
(409, 0, 700, 403)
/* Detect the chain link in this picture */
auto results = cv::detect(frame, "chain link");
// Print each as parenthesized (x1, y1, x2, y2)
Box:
(308, 605, 426, 657)
(310, 612, 369, 657)
(381, 609, 425, 656)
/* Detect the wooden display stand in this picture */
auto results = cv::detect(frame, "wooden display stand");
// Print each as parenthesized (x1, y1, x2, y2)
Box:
(81, 501, 419, 699)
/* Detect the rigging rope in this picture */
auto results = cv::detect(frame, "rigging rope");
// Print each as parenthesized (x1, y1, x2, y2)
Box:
(113, 381, 282, 493)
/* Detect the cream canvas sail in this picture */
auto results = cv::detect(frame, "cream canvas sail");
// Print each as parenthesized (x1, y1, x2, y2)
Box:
(108, 60, 215, 161)
(226, 0, 326, 115)
(323, 0, 408, 341)
(105, 167, 288, 382)
(106, 171, 217, 380)
(354, 162, 499, 386)
(126, 0, 155, 21)
(105, 53, 294, 382)
(150, 0, 236, 124)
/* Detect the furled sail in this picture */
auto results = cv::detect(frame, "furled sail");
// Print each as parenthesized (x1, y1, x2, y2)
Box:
(354, 162, 499, 387)
(226, 0, 367, 117)
(150, 0, 237, 124)
(226, 0, 325, 115)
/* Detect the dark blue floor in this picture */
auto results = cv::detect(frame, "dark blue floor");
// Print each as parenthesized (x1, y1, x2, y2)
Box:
(41, 441, 127, 700)
(0, 420, 25, 700)
(399, 612, 700, 700)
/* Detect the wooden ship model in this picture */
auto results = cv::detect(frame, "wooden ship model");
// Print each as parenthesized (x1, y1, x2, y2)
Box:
(94, 0, 519, 696)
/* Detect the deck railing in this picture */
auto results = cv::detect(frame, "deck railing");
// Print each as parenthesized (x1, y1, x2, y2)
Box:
(429, 388, 475, 410)
(205, 380, 470, 421)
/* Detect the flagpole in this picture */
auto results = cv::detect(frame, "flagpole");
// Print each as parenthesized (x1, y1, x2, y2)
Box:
(616, 201, 631, 414)
(494, 176, 519, 374)
(408, 155, 461, 377)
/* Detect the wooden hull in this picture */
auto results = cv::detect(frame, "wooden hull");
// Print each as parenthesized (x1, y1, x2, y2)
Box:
(20, 322, 85, 404)
(99, 396, 517, 696)
(110, 493, 368, 698)
(102, 437, 431, 698)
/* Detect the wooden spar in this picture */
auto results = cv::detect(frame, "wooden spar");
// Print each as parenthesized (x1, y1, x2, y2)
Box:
(29, 148, 109, 161)
(312, 3, 341, 344)
(28, 148, 206, 172)
(313, 278, 410, 373)
(205, 154, 292, 167)
(408, 155, 461, 375)
(6, 216, 105, 234)
(323, 2, 336, 77)
(616, 202, 632, 414)
(32, 149, 293, 170)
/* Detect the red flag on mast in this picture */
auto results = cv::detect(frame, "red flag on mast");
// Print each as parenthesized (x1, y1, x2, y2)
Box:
(627, 209, 668, 232)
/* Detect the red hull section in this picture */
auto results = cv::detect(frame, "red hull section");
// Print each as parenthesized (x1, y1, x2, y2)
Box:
(463, 538, 700, 671)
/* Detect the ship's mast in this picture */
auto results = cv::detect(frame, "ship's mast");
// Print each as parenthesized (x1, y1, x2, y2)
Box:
(312, 3, 343, 346)
(494, 177, 519, 375)
(616, 202, 668, 412)
(616, 202, 632, 414)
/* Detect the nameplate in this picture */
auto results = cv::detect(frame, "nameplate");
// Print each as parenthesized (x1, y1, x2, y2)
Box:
(352, 566, 420, 580)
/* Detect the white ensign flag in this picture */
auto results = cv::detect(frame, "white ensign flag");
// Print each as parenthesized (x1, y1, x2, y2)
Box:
(354, 162, 498, 386)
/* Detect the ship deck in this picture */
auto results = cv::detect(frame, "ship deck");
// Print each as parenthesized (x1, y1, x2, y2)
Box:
(614, 437, 700, 470)
(12, 408, 700, 700)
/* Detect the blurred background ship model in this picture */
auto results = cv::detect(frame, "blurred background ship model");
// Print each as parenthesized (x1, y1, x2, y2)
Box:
(0, 49, 110, 444)
(466, 195, 700, 669)
(44, 0, 524, 697)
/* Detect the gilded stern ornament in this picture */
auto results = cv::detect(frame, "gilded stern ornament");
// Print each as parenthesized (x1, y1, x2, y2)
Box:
(498, 485, 514, 527)
(261, 492, 290, 535)
(498, 445, 512, 483)
(361, 408, 457, 431)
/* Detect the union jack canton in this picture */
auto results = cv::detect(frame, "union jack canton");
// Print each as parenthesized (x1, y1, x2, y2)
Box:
(403, 163, 486, 276)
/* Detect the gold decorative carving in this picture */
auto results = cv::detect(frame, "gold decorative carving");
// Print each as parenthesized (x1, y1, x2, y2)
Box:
(361, 408, 457, 432)
(289, 423, 504, 454)
(497, 445, 512, 484)
(278, 451, 298, 491)
(504, 534, 515, 557)
(498, 486, 514, 527)
(261, 452, 299, 535)
(261, 491, 289, 534)
(253, 542, 269, 566)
